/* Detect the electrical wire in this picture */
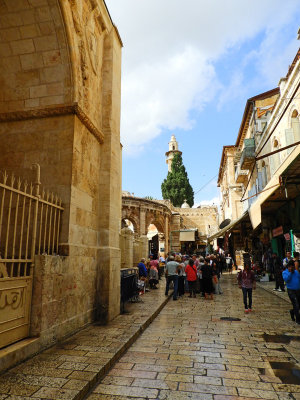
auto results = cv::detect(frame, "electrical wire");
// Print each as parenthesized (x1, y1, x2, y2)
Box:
(194, 174, 218, 195)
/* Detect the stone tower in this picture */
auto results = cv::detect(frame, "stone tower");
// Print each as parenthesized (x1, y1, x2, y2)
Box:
(165, 135, 182, 172)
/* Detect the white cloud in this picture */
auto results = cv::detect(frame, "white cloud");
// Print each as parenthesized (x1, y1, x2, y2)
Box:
(105, 0, 300, 153)
(194, 196, 220, 208)
(122, 47, 218, 153)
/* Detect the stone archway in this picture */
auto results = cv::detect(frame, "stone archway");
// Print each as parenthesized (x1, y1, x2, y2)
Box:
(122, 196, 172, 258)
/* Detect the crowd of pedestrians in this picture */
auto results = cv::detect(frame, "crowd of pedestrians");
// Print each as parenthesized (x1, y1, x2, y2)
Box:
(138, 252, 230, 301)
(162, 253, 229, 301)
(137, 249, 300, 325)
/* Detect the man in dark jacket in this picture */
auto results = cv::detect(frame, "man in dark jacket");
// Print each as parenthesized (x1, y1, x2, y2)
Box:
(272, 252, 285, 292)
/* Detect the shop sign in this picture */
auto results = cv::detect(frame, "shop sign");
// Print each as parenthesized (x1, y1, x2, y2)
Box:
(284, 233, 291, 241)
(272, 226, 283, 237)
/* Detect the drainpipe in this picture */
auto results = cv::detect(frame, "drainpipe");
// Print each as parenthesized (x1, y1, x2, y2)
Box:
(290, 229, 295, 257)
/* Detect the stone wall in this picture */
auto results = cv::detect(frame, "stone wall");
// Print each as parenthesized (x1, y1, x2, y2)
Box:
(30, 255, 95, 346)
(178, 206, 219, 237)
(0, 0, 72, 113)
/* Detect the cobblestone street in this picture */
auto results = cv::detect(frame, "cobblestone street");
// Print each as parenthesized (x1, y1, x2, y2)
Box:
(88, 274, 300, 400)
(1, 274, 300, 399)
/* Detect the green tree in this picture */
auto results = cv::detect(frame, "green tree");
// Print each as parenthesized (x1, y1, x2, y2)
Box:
(161, 153, 194, 207)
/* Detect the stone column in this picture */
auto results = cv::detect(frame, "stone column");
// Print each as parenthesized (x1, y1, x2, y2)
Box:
(140, 235, 149, 259)
(170, 213, 181, 253)
(96, 26, 123, 323)
(120, 227, 134, 269)
(139, 207, 147, 235)
(133, 235, 140, 267)
(164, 215, 169, 255)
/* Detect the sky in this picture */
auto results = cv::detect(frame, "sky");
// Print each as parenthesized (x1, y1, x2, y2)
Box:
(105, 0, 300, 207)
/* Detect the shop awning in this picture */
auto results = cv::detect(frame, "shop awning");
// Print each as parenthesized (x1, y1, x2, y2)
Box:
(207, 212, 249, 242)
(249, 146, 300, 230)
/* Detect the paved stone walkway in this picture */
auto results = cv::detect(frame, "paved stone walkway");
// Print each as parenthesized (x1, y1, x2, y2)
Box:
(0, 279, 169, 399)
(87, 274, 300, 400)
(257, 280, 290, 303)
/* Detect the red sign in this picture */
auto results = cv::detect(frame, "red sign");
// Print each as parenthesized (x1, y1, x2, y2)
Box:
(272, 226, 283, 237)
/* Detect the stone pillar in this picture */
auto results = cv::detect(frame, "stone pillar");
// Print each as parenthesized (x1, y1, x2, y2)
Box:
(139, 207, 147, 235)
(140, 235, 149, 260)
(133, 235, 140, 267)
(120, 227, 133, 269)
(96, 23, 123, 323)
(170, 213, 181, 253)
(165, 215, 169, 255)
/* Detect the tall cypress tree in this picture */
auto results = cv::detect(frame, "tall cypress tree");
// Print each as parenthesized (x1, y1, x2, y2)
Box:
(161, 153, 194, 207)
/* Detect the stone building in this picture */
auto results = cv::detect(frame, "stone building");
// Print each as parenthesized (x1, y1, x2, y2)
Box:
(169, 202, 219, 254)
(211, 43, 300, 267)
(0, 0, 122, 366)
(218, 145, 243, 223)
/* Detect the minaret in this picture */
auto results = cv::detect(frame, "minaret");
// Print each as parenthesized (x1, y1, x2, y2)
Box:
(165, 135, 182, 172)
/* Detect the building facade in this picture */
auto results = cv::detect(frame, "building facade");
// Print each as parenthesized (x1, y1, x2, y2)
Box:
(212, 45, 300, 268)
(0, 0, 122, 365)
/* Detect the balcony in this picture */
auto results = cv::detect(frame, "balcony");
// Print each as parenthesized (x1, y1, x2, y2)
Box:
(235, 163, 248, 183)
(240, 138, 255, 170)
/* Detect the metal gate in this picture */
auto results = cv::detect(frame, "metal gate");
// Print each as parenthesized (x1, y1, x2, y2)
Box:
(0, 164, 63, 349)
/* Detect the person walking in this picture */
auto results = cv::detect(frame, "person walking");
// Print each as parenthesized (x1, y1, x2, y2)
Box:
(282, 260, 300, 324)
(212, 261, 223, 294)
(165, 255, 179, 300)
(272, 252, 285, 292)
(237, 263, 256, 313)
(216, 254, 223, 275)
(198, 256, 205, 297)
(283, 251, 292, 268)
(185, 259, 197, 298)
(226, 253, 233, 274)
(149, 263, 159, 289)
(201, 257, 214, 300)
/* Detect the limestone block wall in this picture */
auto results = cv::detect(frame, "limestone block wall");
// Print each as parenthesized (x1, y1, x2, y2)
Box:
(31, 255, 94, 346)
(120, 230, 148, 270)
(120, 227, 133, 269)
(177, 206, 219, 236)
(0, 0, 72, 113)
(133, 239, 140, 268)
(140, 235, 148, 261)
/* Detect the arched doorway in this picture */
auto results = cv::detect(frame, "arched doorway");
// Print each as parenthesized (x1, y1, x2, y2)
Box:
(147, 218, 165, 259)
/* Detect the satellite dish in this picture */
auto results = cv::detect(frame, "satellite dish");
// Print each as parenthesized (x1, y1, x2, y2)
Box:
(219, 219, 231, 229)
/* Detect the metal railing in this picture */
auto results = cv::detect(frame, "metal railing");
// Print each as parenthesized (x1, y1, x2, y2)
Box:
(0, 164, 64, 348)
(0, 164, 63, 278)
